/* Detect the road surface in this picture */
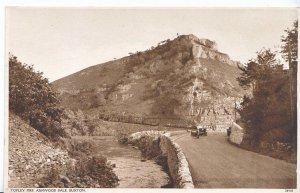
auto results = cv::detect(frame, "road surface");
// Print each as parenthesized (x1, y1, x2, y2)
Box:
(171, 132, 297, 188)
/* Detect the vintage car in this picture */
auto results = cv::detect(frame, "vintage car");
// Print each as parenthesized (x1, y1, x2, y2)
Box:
(191, 126, 207, 138)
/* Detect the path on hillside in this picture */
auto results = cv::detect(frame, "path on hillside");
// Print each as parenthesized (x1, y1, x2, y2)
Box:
(171, 132, 297, 188)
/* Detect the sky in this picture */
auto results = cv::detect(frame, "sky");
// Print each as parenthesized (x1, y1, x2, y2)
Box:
(6, 8, 298, 82)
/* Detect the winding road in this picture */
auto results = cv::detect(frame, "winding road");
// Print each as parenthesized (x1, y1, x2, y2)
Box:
(171, 132, 297, 188)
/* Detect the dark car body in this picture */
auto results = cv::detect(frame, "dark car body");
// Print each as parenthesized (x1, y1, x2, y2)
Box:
(191, 126, 207, 138)
(198, 127, 207, 136)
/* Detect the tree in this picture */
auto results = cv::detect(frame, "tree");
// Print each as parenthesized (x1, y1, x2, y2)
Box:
(281, 20, 298, 140)
(281, 20, 298, 64)
(237, 49, 291, 143)
(9, 54, 64, 139)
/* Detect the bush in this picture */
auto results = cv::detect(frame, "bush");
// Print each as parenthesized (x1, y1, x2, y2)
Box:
(65, 155, 119, 188)
(38, 140, 119, 188)
(260, 129, 290, 143)
(38, 155, 119, 188)
(68, 140, 95, 156)
(9, 55, 64, 139)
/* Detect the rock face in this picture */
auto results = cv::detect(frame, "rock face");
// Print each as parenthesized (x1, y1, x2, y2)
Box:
(187, 34, 237, 66)
(52, 34, 245, 131)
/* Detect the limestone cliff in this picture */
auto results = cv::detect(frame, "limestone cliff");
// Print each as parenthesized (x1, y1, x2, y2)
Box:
(52, 34, 245, 130)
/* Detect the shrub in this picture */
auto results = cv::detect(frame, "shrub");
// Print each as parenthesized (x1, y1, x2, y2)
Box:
(9, 55, 65, 139)
(72, 141, 119, 187)
(66, 155, 119, 188)
(38, 140, 119, 188)
(68, 140, 95, 156)
(260, 128, 290, 143)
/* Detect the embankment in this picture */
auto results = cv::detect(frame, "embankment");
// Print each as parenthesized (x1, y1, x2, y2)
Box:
(126, 131, 194, 188)
(228, 122, 296, 163)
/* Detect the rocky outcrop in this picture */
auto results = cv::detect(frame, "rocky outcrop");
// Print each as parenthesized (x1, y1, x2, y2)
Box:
(185, 34, 238, 66)
(229, 122, 244, 145)
(192, 44, 238, 66)
(128, 131, 194, 188)
(186, 34, 218, 50)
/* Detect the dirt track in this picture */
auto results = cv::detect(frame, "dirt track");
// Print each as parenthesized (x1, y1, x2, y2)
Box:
(172, 132, 297, 188)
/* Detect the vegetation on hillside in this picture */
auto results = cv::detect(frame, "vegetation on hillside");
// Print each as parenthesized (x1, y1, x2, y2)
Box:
(9, 55, 65, 139)
(237, 20, 297, 153)
(9, 55, 120, 188)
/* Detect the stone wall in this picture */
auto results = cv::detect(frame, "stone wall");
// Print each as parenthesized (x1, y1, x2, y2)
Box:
(128, 131, 194, 188)
(229, 122, 244, 145)
(98, 113, 194, 128)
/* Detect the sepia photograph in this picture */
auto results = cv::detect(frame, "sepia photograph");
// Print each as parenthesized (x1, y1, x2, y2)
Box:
(5, 7, 298, 191)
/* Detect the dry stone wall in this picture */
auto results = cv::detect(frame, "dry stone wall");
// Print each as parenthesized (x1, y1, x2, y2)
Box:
(128, 131, 194, 188)
(229, 122, 244, 145)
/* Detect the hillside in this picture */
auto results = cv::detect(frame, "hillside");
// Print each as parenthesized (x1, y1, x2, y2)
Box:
(52, 34, 245, 129)
(8, 113, 119, 188)
(8, 113, 73, 188)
